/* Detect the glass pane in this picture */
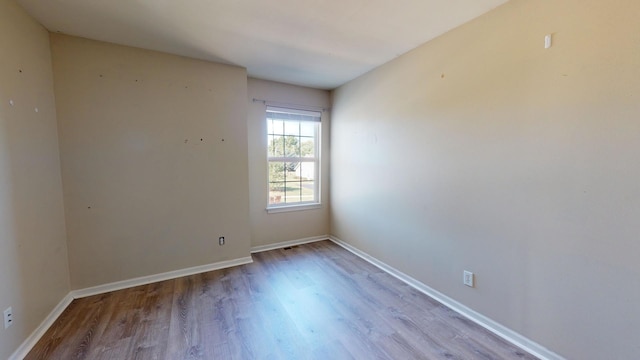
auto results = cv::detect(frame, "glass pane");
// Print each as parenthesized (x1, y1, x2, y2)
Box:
(283, 136, 300, 157)
(269, 181, 285, 205)
(269, 136, 285, 157)
(298, 162, 315, 181)
(268, 160, 285, 205)
(284, 161, 299, 177)
(284, 121, 299, 136)
(269, 162, 286, 184)
(300, 137, 315, 157)
(269, 120, 284, 135)
(267, 119, 273, 135)
(300, 122, 315, 137)
(300, 180, 315, 202)
(267, 135, 275, 156)
(284, 181, 302, 204)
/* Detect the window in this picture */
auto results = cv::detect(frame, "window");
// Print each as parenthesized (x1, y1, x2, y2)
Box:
(266, 106, 321, 210)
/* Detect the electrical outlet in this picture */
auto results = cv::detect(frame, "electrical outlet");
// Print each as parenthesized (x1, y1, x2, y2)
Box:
(4, 307, 13, 329)
(218, 236, 225, 246)
(463, 271, 474, 287)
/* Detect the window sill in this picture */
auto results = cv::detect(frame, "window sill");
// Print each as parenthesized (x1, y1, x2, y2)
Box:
(266, 203, 322, 214)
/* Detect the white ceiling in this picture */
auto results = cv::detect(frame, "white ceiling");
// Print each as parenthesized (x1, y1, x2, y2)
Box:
(17, 0, 508, 89)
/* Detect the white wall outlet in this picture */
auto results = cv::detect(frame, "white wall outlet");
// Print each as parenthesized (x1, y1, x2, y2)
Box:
(4, 307, 13, 329)
(544, 34, 552, 49)
(218, 236, 225, 246)
(463, 271, 474, 287)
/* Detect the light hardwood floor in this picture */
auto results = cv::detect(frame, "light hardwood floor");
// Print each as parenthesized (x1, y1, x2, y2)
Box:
(26, 240, 538, 359)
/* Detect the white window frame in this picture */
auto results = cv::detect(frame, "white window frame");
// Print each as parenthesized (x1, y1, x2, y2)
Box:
(266, 106, 321, 213)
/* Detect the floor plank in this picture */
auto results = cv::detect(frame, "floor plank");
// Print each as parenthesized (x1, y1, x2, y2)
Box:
(26, 240, 538, 359)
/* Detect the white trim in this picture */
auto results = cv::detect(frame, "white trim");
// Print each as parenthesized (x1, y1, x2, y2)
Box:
(267, 105, 322, 120)
(251, 235, 328, 253)
(71, 256, 253, 299)
(328, 236, 565, 360)
(252, 98, 328, 112)
(9, 293, 74, 360)
(266, 203, 321, 213)
(267, 157, 316, 162)
(9, 256, 254, 359)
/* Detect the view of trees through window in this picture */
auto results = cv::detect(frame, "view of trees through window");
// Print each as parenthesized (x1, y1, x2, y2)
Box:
(267, 108, 320, 206)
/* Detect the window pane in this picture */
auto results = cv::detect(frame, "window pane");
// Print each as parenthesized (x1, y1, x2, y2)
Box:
(267, 135, 275, 156)
(300, 137, 315, 158)
(268, 162, 286, 184)
(284, 136, 300, 157)
(299, 162, 315, 181)
(284, 121, 299, 136)
(268, 161, 286, 205)
(284, 181, 302, 204)
(300, 180, 315, 202)
(268, 181, 285, 204)
(269, 136, 286, 157)
(300, 122, 315, 137)
(284, 161, 298, 177)
(269, 120, 284, 135)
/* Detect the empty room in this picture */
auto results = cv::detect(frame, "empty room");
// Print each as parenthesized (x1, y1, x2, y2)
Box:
(1, 0, 638, 359)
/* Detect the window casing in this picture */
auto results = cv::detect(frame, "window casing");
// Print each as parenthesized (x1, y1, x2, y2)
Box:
(266, 106, 321, 211)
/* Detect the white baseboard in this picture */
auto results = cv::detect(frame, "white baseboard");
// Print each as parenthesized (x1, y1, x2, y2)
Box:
(250, 235, 328, 253)
(71, 256, 253, 299)
(9, 256, 254, 359)
(329, 236, 564, 360)
(9, 256, 253, 359)
(9, 293, 74, 360)
(9, 239, 562, 360)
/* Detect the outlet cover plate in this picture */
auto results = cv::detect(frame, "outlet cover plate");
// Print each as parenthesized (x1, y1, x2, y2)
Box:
(4, 307, 13, 329)
(463, 271, 474, 287)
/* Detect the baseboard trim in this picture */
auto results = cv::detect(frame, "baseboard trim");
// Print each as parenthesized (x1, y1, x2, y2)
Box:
(9, 256, 253, 359)
(71, 256, 253, 299)
(250, 235, 328, 253)
(9, 239, 562, 360)
(328, 236, 564, 360)
(9, 293, 74, 360)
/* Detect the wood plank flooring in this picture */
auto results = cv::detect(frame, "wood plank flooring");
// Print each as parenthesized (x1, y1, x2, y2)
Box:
(26, 240, 538, 359)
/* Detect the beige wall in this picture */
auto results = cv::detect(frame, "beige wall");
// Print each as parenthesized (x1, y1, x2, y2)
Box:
(51, 35, 251, 289)
(0, 0, 70, 358)
(330, 0, 640, 359)
(247, 78, 330, 247)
